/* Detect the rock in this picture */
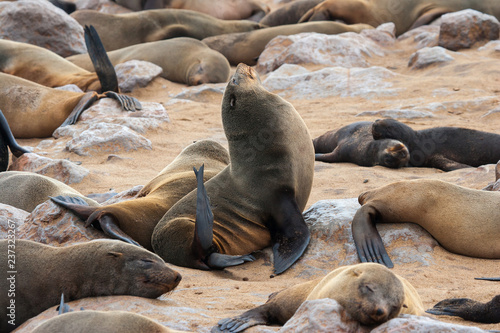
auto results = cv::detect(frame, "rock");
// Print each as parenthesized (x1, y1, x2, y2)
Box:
(483, 161, 500, 191)
(101, 184, 143, 204)
(0, 203, 29, 239)
(279, 299, 368, 333)
(115, 60, 163, 93)
(18, 200, 106, 246)
(8, 153, 89, 184)
(372, 314, 487, 332)
(438, 9, 500, 51)
(173, 84, 226, 103)
(408, 46, 454, 69)
(55, 84, 84, 93)
(263, 64, 401, 100)
(256, 31, 385, 74)
(0, 0, 86, 57)
(398, 25, 440, 49)
(360, 22, 396, 47)
(65, 123, 153, 156)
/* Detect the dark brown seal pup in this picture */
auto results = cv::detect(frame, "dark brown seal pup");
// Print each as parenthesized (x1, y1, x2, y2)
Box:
(113, 0, 269, 21)
(427, 295, 500, 324)
(0, 239, 181, 332)
(313, 121, 409, 168)
(0, 110, 28, 171)
(152, 64, 315, 274)
(259, 0, 323, 26)
(51, 140, 230, 250)
(371, 118, 500, 171)
(202, 21, 372, 66)
(215, 263, 423, 332)
(70, 9, 263, 51)
(299, 0, 500, 36)
(66, 38, 231, 86)
(352, 179, 500, 268)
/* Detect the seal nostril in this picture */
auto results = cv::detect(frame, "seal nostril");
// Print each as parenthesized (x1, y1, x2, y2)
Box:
(375, 308, 385, 316)
(175, 273, 182, 283)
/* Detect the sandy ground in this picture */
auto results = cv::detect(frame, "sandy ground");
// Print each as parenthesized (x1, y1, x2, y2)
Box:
(10, 1, 500, 332)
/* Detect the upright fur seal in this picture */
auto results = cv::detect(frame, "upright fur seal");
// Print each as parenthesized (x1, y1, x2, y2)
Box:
(371, 119, 500, 171)
(313, 121, 409, 168)
(70, 9, 263, 51)
(113, 0, 269, 21)
(299, 0, 500, 36)
(202, 21, 372, 66)
(51, 140, 230, 250)
(427, 295, 500, 323)
(215, 263, 423, 332)
(152, 64, 315, 274)
(66, 38, 231, 86)
(352, 179, 500, 268)
(0, 171, 99, 212)
(0, 239, 181, 332)
(0, 110, 28, 171)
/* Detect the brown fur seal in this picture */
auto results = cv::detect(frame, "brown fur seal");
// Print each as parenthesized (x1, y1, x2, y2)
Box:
(299, 0, 500, 36)
(313, 121, 409, 168)
(0, 171, 99, 212)
(0, 110, 28, 171)
(70, 9, 263, 51)
(152, 64, 315, 274)
(32, 310, 187, 333)
(113, 0, 269, 21)
(259, 0, 324, 26)
(51, 140, 229, 250)
(352, 179, 500, 268)
(215, 263, 423, 332)
(66, 38, 231, 86)
(427, 294, 500, 323)
(0, 239, 181, 332)
(371, 118, 500, 171)
(202, 21, 373, 66)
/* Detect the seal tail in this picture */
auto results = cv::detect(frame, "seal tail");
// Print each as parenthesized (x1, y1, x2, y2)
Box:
(0, 109, 29, 171)
(84, 25, 119, 93)
(50, 195, 97, 221)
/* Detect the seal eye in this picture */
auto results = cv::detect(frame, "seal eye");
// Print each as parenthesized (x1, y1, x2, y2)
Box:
(232, 77, 238, 85)
(230, 95, 236, 107)
(139, 259, 153, 269)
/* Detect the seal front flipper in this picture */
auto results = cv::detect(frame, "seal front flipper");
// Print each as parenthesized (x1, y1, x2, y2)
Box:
(0, 109, 29, 171)
(351, 204, 393, 268)
(104, 91, 143, 112)
(60, 91, 99, 127)
(475, 277, 500, 281)
(214, 305, 270, 333)
(268, 191, 310, 275)
(50, 195, 96, 220)
(426, 296, 500, 324)
(97, 214, 142, 247)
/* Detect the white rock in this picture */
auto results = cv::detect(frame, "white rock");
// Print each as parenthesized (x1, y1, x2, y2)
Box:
(115, 60, 163, 93)
(408, 46, 454, 69)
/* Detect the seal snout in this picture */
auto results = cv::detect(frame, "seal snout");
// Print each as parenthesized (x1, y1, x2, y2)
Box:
(369, 306, 390, 324)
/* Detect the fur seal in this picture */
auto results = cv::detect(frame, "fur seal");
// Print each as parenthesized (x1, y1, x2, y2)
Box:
(70, 9, 263, 51)
(0, 110, 29, 171)
(426, 294, 500, 324)
(352, 179, 500, 268)
(50, 140, 230, 250)
(66, 38, 231, 86)
(202, 21, 373, 66)
(215, 263, 423, 332)
(299, 0, 500, 36)
(152, 63, 315, 274)
(0, 171, 99, 212)
(371, 119, 500, 171)
(259, 0, 323, 26)
(313, 121, 409, 168)
(112, 0, 269, 21)
(0, 239, 181, 332)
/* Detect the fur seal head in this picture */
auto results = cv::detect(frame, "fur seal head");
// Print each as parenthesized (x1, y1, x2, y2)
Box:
(376, 140, 410, 168)
(186, 54, 231, 86)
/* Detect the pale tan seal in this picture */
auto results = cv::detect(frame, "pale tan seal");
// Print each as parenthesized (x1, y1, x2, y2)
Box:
(0, 239, 181, 332)
(152, 63, 315, 274)
(70, 9, 263, 51)
(0, 171, 99, 212)
(299, 0, 500, 36)
(215, 263, 424, 332)
(113, 0, 270, 21)
(352, 179, 500, 267)
(202, 21, 373, 66)
(51, 140, 229, 250)
(66, 38, 231, 86)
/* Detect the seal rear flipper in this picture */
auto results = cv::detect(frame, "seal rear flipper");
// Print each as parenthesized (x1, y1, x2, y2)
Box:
(268, 192, 310, 275)
(475, 277, 500, 281)
(97, 214, 142, 247)
(60, 91, 99, 127)
(50, 195, 97, 221)
(207, 252, 255, 269)
(215, 306, 270, 333)
(84, 25, 119, 93)
(192, 164, 214, 260)
(352, 204, 393, 268)
(103, 91, 143, 112)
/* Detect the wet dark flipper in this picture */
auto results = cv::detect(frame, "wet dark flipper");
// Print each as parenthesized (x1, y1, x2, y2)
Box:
(60, 91, 99, 127)
(426, 296, 500, 323)
(475, 277, 500, 281)
(192, 164, 214, 259)
(214, 306, 269, 333)
(104, 91, 142, 111)
(0, 109, 29, 158)
(50, 195, 97, 221)
(352, 204, 393, 268)
(207, 253, 255, 269)
(268, 192, 310, 275)
(84, 25, 119, 93)
(98, 214, 142, 247)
